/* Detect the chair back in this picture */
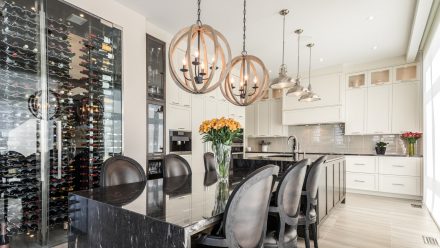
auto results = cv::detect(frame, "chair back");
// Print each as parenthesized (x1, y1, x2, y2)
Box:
(276, 159, 310, 218)
(100, 155, 145, 187)
(163, 154, 192, 178)
(222, 165, 279, 248)
(305, 156, 327, 202)
(203, 152, 217, 172)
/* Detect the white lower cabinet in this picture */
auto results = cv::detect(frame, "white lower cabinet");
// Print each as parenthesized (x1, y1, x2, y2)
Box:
(347, 172, 378, 191)
(346, 156, 422, 197)
(379, 175, 421, 196)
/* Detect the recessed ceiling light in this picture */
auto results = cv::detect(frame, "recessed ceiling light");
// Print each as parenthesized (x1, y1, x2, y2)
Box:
(319, 58, 324, 62)
(269, 70, 272, 73)
(372, 45, 378, 50)
(368, 16, 374, 21)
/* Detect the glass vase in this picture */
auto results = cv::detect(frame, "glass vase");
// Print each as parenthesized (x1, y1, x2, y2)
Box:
(407, 142, 416, 157)
(212, 143, 231, 182)
(212, 181, 229, 216)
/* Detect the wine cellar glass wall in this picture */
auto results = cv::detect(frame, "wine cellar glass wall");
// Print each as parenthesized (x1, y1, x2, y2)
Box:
(0, 0, 122, 247)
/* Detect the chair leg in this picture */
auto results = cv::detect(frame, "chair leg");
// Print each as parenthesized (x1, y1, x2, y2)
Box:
(311, 223, 318, 248)
(304, 224, 311, 248)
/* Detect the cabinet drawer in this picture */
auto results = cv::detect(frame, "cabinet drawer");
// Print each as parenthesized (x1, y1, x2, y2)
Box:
(346, 172, 377, 191)
(378, 157, 421, 176)
(346, 156, 377, 173)
(379, 175, 420, 196)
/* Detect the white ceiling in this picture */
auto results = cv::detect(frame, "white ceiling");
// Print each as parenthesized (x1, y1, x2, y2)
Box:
(115, 0, 416, 74)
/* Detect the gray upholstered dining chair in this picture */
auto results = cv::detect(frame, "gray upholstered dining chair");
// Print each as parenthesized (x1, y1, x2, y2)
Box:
(264, 159, 310, 248)
(298, 155, 327, 248)
(203, 152, 217, 172)
(163, 154, 192, 178)
(195, 165, 279, 248)
(100, 155, 146, 187)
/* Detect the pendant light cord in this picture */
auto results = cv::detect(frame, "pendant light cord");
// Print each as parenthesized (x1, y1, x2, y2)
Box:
(296, 31, 301, 79)
(308, 44, 312, 87)
(197, 0, 202, 26)
(282, 14, 285, 65)
(242, 0, 247, 55)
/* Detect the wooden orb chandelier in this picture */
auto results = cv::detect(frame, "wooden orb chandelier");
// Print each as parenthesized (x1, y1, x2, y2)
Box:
(220, 0, 269, 106)
(168, 0, 231, 94)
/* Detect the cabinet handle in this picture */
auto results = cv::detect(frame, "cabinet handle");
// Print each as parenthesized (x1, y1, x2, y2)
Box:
(171, 101, 179, 105)
(354, 180, 365, 183)
(183, 104, 190, 107)
(374, 131, 383, 134)
(392, 165, 405, 168)
(392, 183, 404, 186)
(209, 96, 215, 99)
(351, 132, 361, 134)
(178, 128, 185, 130)
(354, 163, 365, 166)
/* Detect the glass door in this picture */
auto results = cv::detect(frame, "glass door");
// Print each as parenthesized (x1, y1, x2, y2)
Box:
(0, 0, 43, 246)
(44, 0, 122, 246)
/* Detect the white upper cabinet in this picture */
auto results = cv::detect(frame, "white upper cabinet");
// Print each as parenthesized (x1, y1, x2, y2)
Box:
(167, 80, 191, 108)
(229, 104, 245, 127)
(245, 104, 256, 137)
(345, 88, 366, 135)
(270, 99, 288, 137)
(366, 84, 392, 134)
(391, 81, 421, 133)
(394, 63, 419, 82)
(284, 73, 342, 110)
(369, 68, 392, 86)
(347, 72, 366, 89)
(256, 101, 270, 136)
(168, 105, 191, 131)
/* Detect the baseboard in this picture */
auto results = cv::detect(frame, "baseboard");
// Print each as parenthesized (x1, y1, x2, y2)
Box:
(347, 189, 423, 200)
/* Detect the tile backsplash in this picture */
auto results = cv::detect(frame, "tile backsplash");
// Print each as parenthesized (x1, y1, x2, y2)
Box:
(246, 124, 423, 155)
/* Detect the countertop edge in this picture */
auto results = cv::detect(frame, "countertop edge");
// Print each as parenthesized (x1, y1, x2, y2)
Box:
(245, 151, 423, 158)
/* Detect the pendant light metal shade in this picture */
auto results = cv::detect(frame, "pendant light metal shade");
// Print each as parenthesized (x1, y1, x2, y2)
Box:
(286, 29, 307, 97)
(168, 0, 232, 94)
(270, 9, 295, 89)
(221, 0, 269, 106)
(299, 43, 321, 102)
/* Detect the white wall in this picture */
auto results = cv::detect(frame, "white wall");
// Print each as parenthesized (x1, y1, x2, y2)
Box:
(64, 0, 172, 169)
(422, 5, 440, 226)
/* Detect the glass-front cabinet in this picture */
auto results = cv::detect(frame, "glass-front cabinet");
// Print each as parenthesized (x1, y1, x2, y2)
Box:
(146, 34, 165, 101)
(0, 0, 122, 246)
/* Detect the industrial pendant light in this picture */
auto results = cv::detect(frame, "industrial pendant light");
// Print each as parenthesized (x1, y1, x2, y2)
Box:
(286, 29, 307, 96)
(299, 43, 321, 102)
(270, 9, 294, 89)
(168, 0, 232, 94)
(221, 0, 269, 106)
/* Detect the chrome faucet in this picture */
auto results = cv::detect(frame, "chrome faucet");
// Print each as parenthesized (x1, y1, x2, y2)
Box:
(287, 136, 300, 161)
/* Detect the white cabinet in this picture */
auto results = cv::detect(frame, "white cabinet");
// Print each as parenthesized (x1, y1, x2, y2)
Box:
(391, 82, 421, 133)
(204, 97, 218, 120)
(366, 84, 391, 134)
(345, 88, 366, 135)
(168, 80, 191, 108)
(256, 101, 270, 136)
(394, 63, 419, 82)
(269, 99, 288, 137)
(168, 105, 191, 131)
(245, 105, 256, 137)
(346, 156, 422, 197)
(229, 104, 245, 127)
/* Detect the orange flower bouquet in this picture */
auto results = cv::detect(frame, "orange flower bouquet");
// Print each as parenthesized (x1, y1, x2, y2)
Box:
(199, 118, 242, 181)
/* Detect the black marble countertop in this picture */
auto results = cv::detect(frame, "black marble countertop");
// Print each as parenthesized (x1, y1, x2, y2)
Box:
(245, 151, 422, 157)
(242, 153, 344, 163)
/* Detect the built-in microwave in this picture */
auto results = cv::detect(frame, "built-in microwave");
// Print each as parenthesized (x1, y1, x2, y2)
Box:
(169, 130, 192, 154)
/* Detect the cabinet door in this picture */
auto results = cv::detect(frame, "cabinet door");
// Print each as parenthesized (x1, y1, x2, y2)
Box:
(334, 161, 340, 204)
(191, 96, 205, 173)
(245, 105, 256, 137)
(168, 81, 180, 106)
(366, 85, 391, 134)
(168, 105, 191, 131)
(257, 101, 270, 136)
(326, 163, 334, 212)
(270, 99, 287, 136)
(391, 82, 420, 133)
(179, 90, 192, 108)
(204, 97, 218, 120)
(318, 166, 327, 223)
(217, 100, 229, 118)
(345, 88, 366, 134)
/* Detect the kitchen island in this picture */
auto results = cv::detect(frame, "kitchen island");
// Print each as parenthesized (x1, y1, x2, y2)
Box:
(68, 156, 345, 248)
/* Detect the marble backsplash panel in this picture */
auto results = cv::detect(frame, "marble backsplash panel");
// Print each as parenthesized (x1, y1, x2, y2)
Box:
(246, 124, 423, 155)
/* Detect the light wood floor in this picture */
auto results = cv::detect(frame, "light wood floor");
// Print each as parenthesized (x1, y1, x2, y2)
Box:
(54, 193, 440, 248)
(296, 193, 440, 248)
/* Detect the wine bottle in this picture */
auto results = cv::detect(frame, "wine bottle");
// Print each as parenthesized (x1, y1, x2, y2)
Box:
(0, 221, 10, 248)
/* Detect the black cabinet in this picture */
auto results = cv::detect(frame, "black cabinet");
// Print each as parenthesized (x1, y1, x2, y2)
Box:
(326, 162, 334, 211)
(318, 166, 327, 223)
(334, 161, 341, 204)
